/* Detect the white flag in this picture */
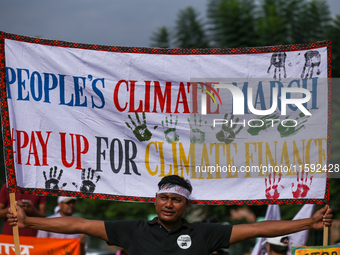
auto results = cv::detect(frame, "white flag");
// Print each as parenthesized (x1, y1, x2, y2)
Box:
(287, 204, 315, 255)
(251, 204, 315, 255)
(250, 205, 281, 255)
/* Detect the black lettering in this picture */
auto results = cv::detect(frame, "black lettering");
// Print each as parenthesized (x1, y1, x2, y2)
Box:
(110, 139, 123, 173)
(96, 136, 108, 171)
(124, 139, 140, 175)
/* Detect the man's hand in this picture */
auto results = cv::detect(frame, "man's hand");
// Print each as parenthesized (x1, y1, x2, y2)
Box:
(17, 200, 34, 214)
(311, 205, 332, 229)
(6, 203, 27, 229)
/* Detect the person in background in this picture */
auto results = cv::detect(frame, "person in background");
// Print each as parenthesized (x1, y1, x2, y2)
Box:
(264, 236, 289, 255)
(37, 196, 87, 255)
(0, 183, 46, 236)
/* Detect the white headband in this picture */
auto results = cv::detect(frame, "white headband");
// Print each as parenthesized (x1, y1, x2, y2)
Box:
(156, 185, 191, 200)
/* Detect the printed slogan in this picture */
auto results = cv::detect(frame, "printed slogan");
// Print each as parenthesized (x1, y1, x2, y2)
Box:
(0, 33, 331, 204)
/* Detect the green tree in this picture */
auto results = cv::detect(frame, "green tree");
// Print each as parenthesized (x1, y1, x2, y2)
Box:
(76, 199, 155, 220)
(207, 0, 257, 48)
(296, 0, 331, 43)
(175, 7, 209, 48)
(256, 0, 289, 46)
(327, 15, 340, 77)
(282, 0, 307, 44)
(150, 26, 171, 48)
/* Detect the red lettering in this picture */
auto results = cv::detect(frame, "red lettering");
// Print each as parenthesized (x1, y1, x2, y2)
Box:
(16, 130, 29, 165)
(153, 81, 172, 113)
(75, 134, 89, 169)
(128, 80, 143, 112)
(12, 130, 51, 166)
(35, 131, 51, 166)
(144, 81, 151, 112)
(26, 131, 40, 166)
(113, 80, 128, 112)
(60, 132, 75, 168)
(190, 83, 199, 114)
(114, 79, 195, 114)
(174, 82, 190, 113)
(60, 133, 89, 169)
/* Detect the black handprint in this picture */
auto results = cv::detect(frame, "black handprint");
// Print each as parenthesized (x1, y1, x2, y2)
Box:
(215, 113, 243, 144)
(301, 50, 321, 79)
(126, 111, 158, 142)
(267, 52, 287, 80)
(73, 168, 101, 193)
(43, 166, 67, 190)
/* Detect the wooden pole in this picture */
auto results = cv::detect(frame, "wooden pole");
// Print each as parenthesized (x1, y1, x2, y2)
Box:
(9, 193, 21, 255)
(323, 225, 329, 246)
(323, 205, 329, 246)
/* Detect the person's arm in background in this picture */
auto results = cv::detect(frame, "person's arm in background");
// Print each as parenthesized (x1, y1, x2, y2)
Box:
(0, 184, 46, 219)
(0, 184, 9, 220)
(7, 203, 108, 242)
(0, 202, 8, 219)
(18, 199, 46, 217)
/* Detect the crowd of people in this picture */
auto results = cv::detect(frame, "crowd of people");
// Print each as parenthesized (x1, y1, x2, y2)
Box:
(2, 175, 334, 255)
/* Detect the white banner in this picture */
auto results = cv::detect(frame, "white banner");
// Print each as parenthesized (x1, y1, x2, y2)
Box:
(2, 35, 330, 204)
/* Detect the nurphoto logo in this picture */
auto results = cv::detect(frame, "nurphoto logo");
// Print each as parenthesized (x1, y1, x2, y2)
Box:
(200, 83, 312, 116)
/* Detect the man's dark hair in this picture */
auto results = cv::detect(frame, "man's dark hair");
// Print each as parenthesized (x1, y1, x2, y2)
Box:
(269, 244, 288, 255)
(158, 175, 193, 194)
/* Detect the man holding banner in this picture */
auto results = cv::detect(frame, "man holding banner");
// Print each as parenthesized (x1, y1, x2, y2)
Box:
(7, 175, 332, 255)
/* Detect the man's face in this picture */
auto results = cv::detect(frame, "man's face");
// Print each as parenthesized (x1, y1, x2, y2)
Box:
(155, 192, 190, 229)
(59, 200, 76, 216)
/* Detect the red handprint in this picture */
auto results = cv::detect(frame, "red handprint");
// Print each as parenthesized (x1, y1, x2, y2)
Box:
(265, 172, 283, 199)
(291, 171, 313, 198)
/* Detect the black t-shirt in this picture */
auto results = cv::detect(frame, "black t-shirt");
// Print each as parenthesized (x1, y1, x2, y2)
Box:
(105, 217, 233, 255)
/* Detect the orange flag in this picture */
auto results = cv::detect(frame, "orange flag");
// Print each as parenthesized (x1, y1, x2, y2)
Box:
(0, 234, 81, 255)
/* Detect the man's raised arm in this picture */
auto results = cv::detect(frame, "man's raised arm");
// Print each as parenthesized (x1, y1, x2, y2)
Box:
(7, 202, 108, 242)
(229, 205, 332, 245)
